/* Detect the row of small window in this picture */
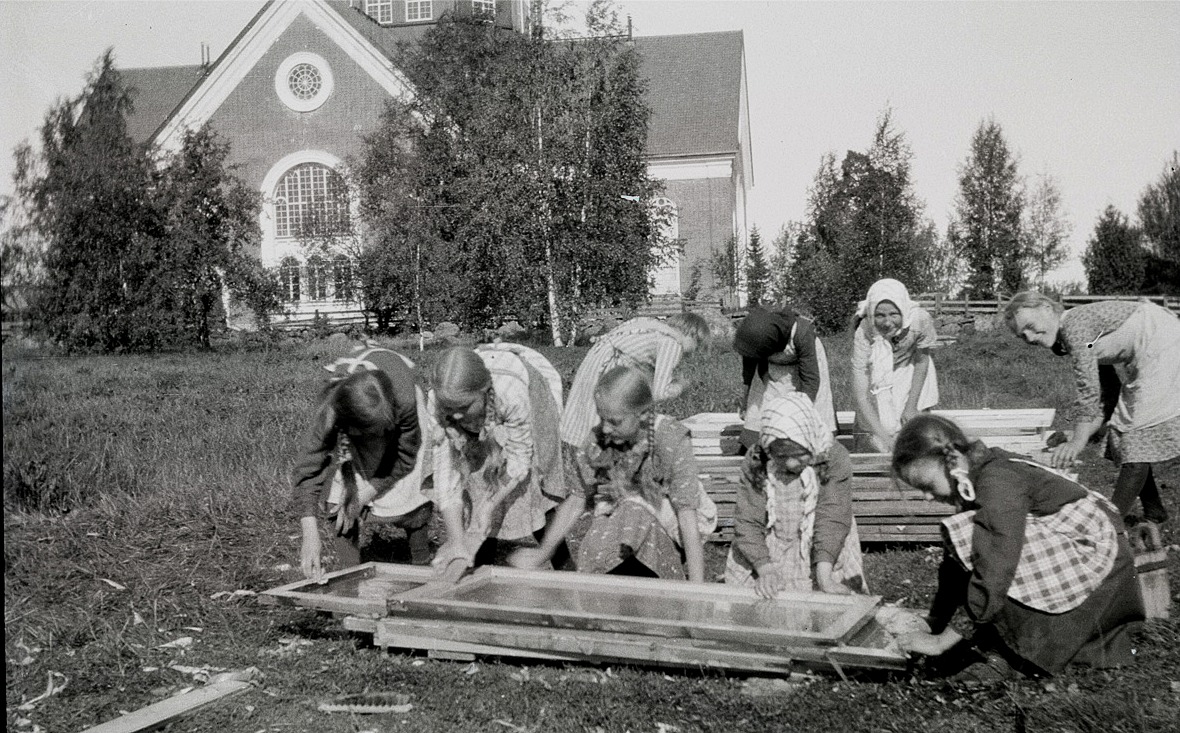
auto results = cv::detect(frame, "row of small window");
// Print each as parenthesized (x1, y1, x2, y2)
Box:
(278, 256, 356, 303)
(365, 0, 495, 24)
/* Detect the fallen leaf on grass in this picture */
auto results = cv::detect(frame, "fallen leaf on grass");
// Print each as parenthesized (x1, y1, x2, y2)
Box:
(210, 589, 258, 600)
(142, 666, 159, 672)
(464, 662, 479, 675)
(17, 671, 68, 711)
(157, 636, 194, 650)
(1172, 681, 1180, 693)
(259, 638, 313, 658)
(655, 724, 680, 733)
(100, 578, 126, 591)
(740, 677, 808, 698)
(271, 563, 292, 572)
(132, 611, 145, 626)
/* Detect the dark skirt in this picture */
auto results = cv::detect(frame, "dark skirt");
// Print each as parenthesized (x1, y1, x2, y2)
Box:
(988, 531, 1145, 674)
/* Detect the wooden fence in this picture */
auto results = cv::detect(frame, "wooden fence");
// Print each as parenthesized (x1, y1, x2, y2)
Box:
(913, 293, 1180, 318)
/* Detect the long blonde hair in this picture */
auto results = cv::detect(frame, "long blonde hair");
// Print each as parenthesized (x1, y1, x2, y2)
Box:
(433, 347, 492, 409)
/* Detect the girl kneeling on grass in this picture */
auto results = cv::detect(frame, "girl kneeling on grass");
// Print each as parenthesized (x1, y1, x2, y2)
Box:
(850, 278, 939, 452)
(292, 346, 433, 580)
(892, 414, 1144, 681)
(724, 393, 867, 597)
(429, 344, 568, 574)
(519, 366, 712, 581)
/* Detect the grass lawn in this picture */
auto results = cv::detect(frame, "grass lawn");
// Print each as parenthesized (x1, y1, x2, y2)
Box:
(4, 328, 1178, 732)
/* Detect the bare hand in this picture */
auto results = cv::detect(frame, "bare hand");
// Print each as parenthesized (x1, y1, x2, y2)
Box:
(817, 575, 852, 595)
(898, 628, 962, 656)
(506, 547, 549, 570)
(898, 631, 947, 656)
(300, 531, 324, 582)
(1049, 441, 1084, 469)
(334, 482, 376, 536)
(754, 565, 784, 599)
(432, 538, 475, 572)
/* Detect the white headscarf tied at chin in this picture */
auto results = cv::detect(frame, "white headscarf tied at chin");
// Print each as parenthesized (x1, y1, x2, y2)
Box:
(855, 278, 917, 407)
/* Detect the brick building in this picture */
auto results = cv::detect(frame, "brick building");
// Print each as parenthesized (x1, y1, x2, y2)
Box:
(121, 0, 752, 322)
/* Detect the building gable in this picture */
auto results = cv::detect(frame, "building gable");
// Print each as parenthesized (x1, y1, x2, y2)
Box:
(151, 0, 416, 156)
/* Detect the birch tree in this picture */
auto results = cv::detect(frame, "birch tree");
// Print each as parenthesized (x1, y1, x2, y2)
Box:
(1021, 171, 1071, 288)
(951, 119, 1025, 298)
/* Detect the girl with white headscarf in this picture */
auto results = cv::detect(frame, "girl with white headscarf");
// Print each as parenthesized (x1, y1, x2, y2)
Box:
(724, 393, 867, 597)
(851, 278, 940, 452)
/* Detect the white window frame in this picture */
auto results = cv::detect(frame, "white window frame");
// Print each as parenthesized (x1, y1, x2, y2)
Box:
(272, 163, 352, 240)
(274, 52, 334, 113)
(365, 0, 394, 24)
(405, 0, 433, 22)
(472, 0, 496, 18)
(279, 256, 302, 303)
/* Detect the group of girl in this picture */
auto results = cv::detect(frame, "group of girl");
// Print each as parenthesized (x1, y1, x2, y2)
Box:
(291, 277, 1179, 682)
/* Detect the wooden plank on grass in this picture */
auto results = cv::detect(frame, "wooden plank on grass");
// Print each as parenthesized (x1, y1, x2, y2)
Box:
(376, 617, 797, 673)
(259, 562, 436, 617)
(388, 566, 881, 649)
(80, 680, 252, 733)
(376, 615, 908, 673)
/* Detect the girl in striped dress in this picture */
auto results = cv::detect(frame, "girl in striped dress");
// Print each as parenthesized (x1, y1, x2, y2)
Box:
(892, 414, 1144, 680)
(429, 344, 567, 572)
(724, 393, 866, 597)
(560, 313, 710, 459)
(520, 366, 710, 580)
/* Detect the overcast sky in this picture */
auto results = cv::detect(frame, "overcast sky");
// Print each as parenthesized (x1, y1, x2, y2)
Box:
(3, 0, 1178, 285)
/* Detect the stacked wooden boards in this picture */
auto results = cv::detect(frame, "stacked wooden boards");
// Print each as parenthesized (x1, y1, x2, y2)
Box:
(697, 454, 954, 544)
(686, 409, 1057, 544)
(261, 562, 909, 676)
(682, 409, 1058, 457)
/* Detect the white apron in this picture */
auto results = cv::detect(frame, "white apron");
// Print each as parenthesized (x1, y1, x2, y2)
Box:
(743, 335, 838, 437)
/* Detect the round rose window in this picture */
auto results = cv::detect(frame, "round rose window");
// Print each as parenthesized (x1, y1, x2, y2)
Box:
(275, 53, 333, 112)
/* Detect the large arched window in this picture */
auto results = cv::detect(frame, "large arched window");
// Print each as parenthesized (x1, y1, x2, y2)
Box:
(306, 254, 330, 301)
(273, 163, 351, 239)
(279, 256, 302, 302)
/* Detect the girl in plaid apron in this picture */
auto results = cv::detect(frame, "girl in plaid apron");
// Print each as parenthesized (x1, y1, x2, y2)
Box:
(291, 346, 433, 580)
(724, 393, 867, 597)
(891, 414, 1145, 679)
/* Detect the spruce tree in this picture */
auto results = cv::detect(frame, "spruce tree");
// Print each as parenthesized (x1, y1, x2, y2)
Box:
(744, 227, 769, 306)
(1083, 206, 1144, 294)
(14, 51, 162, 350)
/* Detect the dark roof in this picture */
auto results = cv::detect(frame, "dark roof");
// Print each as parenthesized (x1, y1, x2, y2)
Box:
(632, 31, 744, 159)
(121, 65, 207, 143)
